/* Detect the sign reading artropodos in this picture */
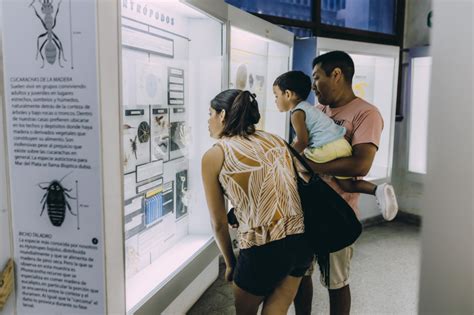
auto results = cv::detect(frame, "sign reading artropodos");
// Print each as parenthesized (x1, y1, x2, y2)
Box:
(1, 0, 105, 313)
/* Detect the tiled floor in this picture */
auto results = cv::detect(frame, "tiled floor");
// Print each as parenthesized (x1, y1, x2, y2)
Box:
(188, 220, 420, 315)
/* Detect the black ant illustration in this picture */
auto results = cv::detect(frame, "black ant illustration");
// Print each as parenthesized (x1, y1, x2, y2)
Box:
(29, 0, 67, 68)
(39, 172, 76, 227)
(130, 135, 138, 159)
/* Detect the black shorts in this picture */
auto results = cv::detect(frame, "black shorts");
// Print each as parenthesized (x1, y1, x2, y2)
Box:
(233, 233, 313, 296)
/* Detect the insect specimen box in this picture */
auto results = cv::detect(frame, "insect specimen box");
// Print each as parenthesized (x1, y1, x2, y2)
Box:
(117, 2, 294, 314)
(119, 1, 226, 314)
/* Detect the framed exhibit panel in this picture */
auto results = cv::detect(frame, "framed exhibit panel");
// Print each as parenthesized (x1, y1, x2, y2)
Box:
(228, 5, 294, 140)
(120, 1, 225, 313)
(1, 0, 109, 313)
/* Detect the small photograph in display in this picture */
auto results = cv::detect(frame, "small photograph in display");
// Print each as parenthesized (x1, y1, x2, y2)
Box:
(151, 107, 170, 161)
(170, 121, 186, 158)
(137, 121, 151, 143)
(152, 136, 169, 162)
(123, 107, 150, 173)
(175, 170, 188, 220)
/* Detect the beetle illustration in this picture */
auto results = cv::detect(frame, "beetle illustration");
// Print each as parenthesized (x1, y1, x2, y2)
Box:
(38, 173, 76, 227)
(29, 0, 67, 68)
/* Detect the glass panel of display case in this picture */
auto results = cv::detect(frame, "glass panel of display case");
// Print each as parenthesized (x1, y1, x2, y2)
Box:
(321, 0, 397, 35)
(226, 0, 312, 21)
(408, 56, 432, 174)
(280, 25, 313, 38)
(120, 1, 223, 312)
(319, 50, 396, 180)
(230, 27, 291, 139)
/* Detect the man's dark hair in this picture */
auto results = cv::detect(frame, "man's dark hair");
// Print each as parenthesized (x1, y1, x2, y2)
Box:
(273, 71, 312, 100)
(312, 51, 355, 84)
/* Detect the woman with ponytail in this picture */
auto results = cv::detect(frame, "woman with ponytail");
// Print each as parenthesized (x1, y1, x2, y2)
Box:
(202, 89, 313, 314)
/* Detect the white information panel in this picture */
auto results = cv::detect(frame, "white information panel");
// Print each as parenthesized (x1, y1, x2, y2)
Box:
(1, 0, 105, 314)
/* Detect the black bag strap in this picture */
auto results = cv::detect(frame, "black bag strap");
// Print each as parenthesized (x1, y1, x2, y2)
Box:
(284, 142, 318, 179)
(284, 142, 332, 286)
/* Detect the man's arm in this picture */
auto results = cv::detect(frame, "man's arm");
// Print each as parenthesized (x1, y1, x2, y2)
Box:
(305, 143, 377, 177)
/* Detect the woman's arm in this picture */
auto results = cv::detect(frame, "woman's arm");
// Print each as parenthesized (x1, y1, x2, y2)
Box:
(290, 110, 309, 153)
(201, 146, 236, 272)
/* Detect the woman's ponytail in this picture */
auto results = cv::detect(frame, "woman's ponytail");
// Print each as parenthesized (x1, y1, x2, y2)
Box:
(210, 89, 261, 137)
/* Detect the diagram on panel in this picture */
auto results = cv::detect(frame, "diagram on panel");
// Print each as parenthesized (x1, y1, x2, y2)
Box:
(151, 107, 170, 162)
(136, 61, 166, 106)
(38, 172, 78, 228)
(175, 170, 188, 220)
(29, 0, 69, 68)
(123, 106, 151, 174)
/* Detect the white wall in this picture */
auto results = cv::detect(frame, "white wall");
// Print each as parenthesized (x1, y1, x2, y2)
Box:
(418, 0, 473, 313)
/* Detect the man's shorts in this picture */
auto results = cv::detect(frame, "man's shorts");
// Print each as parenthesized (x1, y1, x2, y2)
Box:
(304, 244, 354, 290)
(304, 138, 353, 179)
(233, 233, 314, 296)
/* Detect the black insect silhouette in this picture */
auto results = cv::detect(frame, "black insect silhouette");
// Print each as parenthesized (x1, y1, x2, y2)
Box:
(130, 135, 138, 159)
(39, 173, 76, 227)
(29, 0, 67, 68)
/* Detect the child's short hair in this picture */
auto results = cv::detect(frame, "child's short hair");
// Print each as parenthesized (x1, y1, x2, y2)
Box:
(273, 71, 312, 100)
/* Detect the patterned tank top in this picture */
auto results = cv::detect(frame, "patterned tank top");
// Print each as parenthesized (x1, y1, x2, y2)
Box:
(216, 131, 305, 249)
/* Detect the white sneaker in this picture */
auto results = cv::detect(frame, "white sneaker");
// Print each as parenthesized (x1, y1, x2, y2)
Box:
(375, 183, 399, 221)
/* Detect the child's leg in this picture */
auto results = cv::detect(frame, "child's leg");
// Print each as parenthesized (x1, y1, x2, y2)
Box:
(336, 178, 377, 195)
(338, 179, 399, 221)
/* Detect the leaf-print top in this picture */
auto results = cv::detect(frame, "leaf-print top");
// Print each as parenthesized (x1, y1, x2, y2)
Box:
(216, 131, 305, 249)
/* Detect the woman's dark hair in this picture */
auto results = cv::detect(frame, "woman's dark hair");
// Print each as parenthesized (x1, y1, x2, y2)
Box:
(210, 89, 260, 137)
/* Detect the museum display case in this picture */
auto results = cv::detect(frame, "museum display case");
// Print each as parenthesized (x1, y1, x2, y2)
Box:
(119, 1, 226, 313)
(0, 1, 294, 313)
